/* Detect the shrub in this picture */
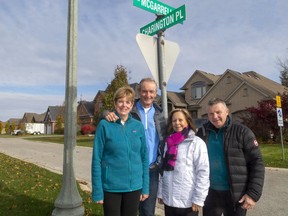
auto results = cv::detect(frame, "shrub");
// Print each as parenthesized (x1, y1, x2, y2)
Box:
(81, 124, 95, 135)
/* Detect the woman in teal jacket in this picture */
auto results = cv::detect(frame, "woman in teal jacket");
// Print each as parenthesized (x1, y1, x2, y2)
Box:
(92, 86, 149, 216)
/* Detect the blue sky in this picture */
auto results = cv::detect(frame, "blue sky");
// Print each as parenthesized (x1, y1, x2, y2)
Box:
(1, 0, 288, 122)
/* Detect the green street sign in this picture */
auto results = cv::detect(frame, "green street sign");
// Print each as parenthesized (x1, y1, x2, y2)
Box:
(140, 5, 186, 36)
(133, 0, 175, 15)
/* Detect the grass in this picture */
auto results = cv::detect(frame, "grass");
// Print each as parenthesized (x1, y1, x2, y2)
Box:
(0, 152, 103, 216)
(1, 135, 287, 215)
(259, 143, 288, 168)
(23, 135, 288, 168)
(23, 135, 94, 148)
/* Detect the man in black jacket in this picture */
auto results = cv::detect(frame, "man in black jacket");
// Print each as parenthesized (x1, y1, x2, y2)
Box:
(196, 98, 265, 216)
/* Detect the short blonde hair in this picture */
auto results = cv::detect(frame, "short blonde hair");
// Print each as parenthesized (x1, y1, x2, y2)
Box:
(114, 86, 135, 103)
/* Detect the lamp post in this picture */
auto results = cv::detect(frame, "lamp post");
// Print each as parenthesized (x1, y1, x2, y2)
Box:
(52, 0, 84, 215)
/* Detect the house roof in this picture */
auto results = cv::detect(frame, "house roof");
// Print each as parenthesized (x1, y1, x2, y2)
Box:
(78, 101, 95, 116)
(180, 70, 221, 90)
(33, 113, 46, 122)
(44, 106, 65, 122)
(93, 90, 106, 102)
(21, 112, 46, 123)
(167, 91, 187, 107)
(240, 71, 288, 96)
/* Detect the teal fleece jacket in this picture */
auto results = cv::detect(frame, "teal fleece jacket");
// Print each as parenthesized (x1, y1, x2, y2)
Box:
(91, 115, 149, 202)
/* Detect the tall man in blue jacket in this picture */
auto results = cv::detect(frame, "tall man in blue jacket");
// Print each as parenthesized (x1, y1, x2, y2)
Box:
(105, 78, 167, 216)
(196, 98, 265, 216)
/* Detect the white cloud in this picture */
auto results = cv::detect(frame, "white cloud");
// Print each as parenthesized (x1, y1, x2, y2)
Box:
(1, 0, 288, 121)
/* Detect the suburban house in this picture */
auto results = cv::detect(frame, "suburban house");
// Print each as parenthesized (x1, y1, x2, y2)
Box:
(20, 112, 46, 134)
(77, 100, 95, 127)
(20, 112, 46, 124)
(170, 69, 288, 122)
(3, 69, 286, 134)
(43, 106, 65, 134)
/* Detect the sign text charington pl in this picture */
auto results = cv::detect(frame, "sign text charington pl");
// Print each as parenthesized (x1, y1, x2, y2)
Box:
(140, 5, 186, 36)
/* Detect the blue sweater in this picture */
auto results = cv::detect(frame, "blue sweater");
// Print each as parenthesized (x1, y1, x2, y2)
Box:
(91, 115, 149, 202)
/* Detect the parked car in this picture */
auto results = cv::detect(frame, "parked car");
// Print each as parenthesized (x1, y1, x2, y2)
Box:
(11, 129, 24, 135)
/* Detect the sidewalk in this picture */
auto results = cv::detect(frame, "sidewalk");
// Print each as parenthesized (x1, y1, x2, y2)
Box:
(0, 137, 287, 216)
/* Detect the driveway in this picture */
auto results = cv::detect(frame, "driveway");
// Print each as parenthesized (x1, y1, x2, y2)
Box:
(0, 137, 287, 216)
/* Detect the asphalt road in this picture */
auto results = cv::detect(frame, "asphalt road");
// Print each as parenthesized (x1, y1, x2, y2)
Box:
(0, 137, 287, 216)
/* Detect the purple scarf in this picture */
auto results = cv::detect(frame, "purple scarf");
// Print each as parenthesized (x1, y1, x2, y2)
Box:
(163, 127, 190, 171)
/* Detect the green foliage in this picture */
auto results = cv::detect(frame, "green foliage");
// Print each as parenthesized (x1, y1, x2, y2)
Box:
(11, 122, 16, 131)
(102, 65, 129, 110)
(95, 65, 129, 125)
(55, 115, 64, 132)
(5, 122, 9, 134)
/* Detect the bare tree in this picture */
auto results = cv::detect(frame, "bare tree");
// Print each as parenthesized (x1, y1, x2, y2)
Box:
(277, 56, 288, 87)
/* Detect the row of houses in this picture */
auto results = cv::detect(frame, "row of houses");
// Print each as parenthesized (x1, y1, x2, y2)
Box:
(1, 69, 287, 134)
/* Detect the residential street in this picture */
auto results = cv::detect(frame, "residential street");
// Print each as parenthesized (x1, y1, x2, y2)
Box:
(0, 137, 287, 216)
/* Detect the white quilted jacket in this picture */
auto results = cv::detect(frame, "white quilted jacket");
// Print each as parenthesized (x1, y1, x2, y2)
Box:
(158, 130, 210, 208)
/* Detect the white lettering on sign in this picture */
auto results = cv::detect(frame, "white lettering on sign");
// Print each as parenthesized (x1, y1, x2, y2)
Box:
(141, 0, 172, 15)
(141, 10, 184, 35)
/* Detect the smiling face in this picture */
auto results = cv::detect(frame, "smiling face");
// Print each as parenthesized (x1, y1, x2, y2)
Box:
(114, 96, 133, 121)
(113, 86, 135, 122)
(207, 102, 229, 128)
(171, 111, 188, 132)
(138, 80, 157, 108)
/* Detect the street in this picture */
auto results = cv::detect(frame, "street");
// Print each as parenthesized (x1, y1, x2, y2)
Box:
(0, 137, 287, 216)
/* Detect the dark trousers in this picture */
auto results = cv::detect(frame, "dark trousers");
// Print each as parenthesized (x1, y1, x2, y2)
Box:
(164, 205, 199, 216)
(103, 190, 141, 216)
(203, 189, 247, 216)
(139, 166, 159, 216)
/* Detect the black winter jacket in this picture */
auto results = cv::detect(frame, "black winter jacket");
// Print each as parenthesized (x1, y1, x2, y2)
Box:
(196, 117, 265, 204)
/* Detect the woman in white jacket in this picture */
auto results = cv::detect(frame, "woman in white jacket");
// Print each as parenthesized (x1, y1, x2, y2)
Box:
(158, 109, 210, 216)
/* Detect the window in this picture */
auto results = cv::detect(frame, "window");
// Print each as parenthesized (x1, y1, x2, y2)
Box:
(192, 82, 206, 99)
(226, 76, 231, 84)
(243, 88, 248, 97)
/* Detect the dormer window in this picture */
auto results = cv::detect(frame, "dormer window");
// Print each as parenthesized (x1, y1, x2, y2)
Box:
(192, 81, 206, 99)
(226, 76, 231, 84)
(243, 88, 248, 97)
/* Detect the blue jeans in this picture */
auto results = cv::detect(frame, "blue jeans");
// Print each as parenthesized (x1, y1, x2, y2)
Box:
(139, 167, 159, 216)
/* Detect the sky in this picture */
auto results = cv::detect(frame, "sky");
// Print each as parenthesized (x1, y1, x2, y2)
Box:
(0, 0, 288, 122)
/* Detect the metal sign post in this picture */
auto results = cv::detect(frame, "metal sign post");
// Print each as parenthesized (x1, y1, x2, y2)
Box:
(134, 1, 186, 120)
(276, 95, 285, 160)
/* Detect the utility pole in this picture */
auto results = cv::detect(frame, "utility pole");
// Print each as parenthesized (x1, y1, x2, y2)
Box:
(52, 0, 84, 215)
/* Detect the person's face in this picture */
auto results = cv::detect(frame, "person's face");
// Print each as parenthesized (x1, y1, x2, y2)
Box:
(207, 103, 229, 128)
(114, 96, 133, 119)
(139, 81, 157, 108)
(171, 111, 188, 132)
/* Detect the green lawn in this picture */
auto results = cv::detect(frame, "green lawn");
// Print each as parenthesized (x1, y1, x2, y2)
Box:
(24, 135, 94, 147)
(23, 135, 288, 168)
(1, 135, 287, 215)
(0, 152, 103, 216)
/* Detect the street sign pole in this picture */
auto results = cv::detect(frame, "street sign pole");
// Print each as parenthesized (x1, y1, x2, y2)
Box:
(157, 29, 168, 120)
(134, 1, 186, 120)
(276, 95, 285, 160)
